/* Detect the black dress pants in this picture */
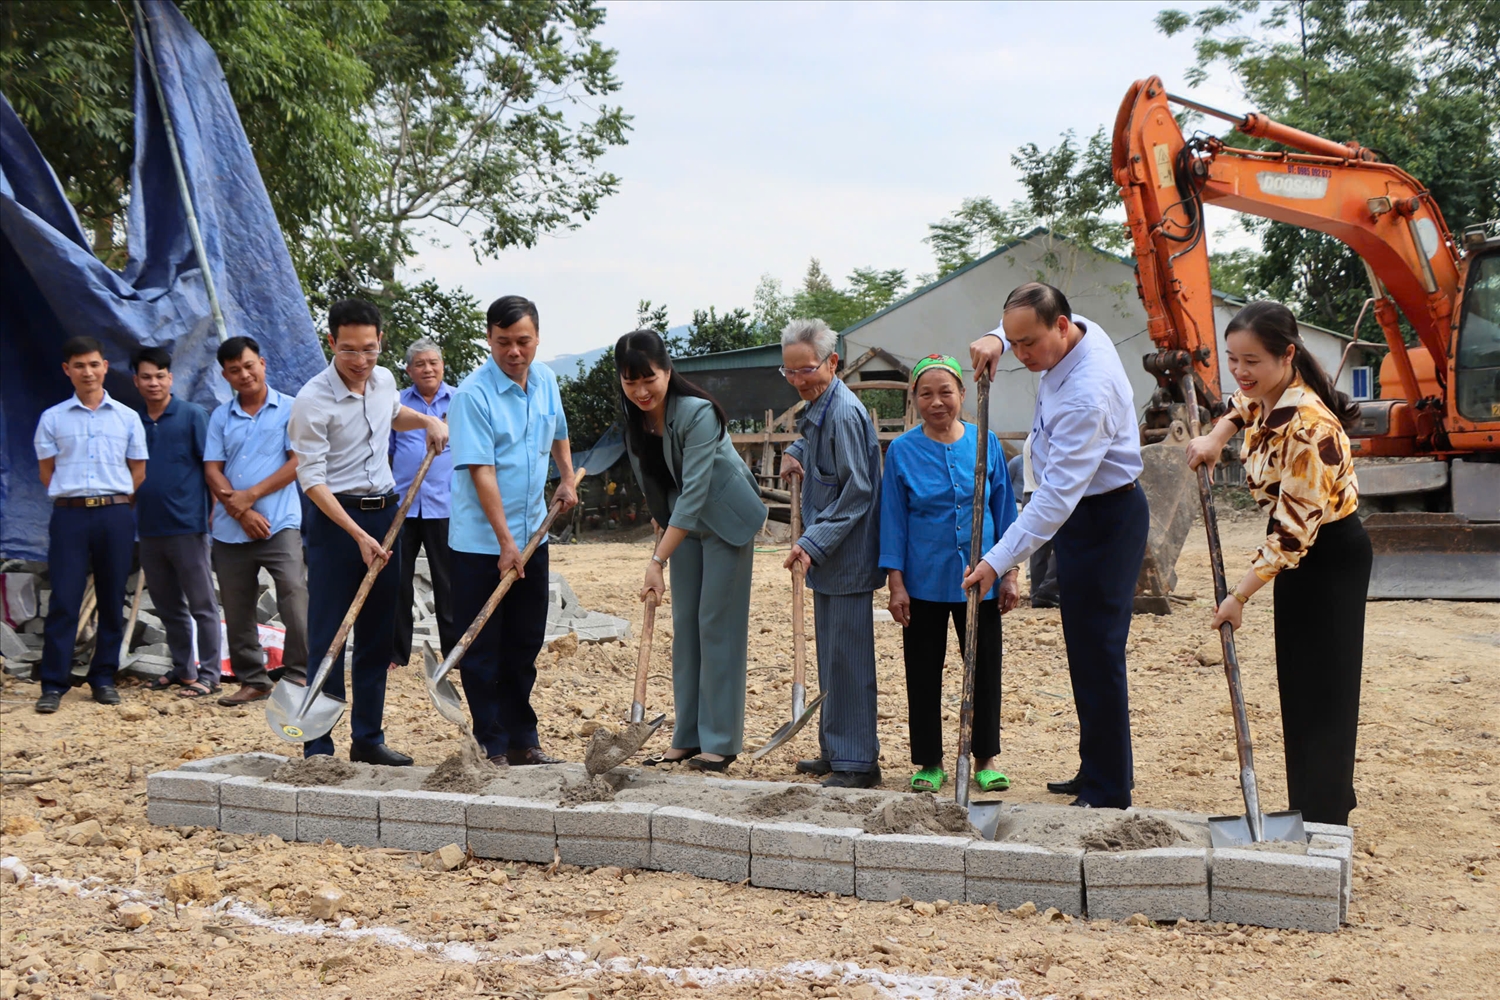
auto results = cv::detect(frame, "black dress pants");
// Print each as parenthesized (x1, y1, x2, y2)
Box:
(902, 596, 1002, 766)
(393, 516, 457, 663)
(1272, 514, 1371, 826)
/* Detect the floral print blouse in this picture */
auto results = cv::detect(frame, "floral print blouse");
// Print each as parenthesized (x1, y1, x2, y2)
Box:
(1225, 375, 1360, 580)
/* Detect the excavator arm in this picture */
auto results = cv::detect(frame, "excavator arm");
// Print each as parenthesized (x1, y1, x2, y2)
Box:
(1112, 76, 1463, 449)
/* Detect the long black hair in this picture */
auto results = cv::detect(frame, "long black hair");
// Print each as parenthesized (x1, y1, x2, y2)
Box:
(1225, 301, 1360, 429)
(615, 331, 729, 483)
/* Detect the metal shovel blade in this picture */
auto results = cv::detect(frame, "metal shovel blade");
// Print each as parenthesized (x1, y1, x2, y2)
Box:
(421, 641, 467, 727)
(750, 690, 828, 761)
(967, 801, 1004, 841)
(264, 679, 346, 744)
(1208, 809, 1307, 848)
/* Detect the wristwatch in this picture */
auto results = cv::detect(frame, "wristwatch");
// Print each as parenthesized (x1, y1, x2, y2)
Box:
(1230, 588, 1249, 604)
(651, 553, 667, 568)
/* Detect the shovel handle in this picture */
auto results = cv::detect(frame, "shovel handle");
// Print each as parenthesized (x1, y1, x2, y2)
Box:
(787, 471, 808, 694)
(631, 591, 659, 723)
(436, 467, 587, 686)
(120, 568, 144, 663)
(955, 375, 990, 809)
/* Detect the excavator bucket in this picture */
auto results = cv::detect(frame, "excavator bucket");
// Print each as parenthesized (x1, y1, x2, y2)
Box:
(1364, 512, 1500, 600)
(1134, 420, 1197, 614)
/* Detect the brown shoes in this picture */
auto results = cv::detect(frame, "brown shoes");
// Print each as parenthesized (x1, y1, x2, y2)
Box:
(217, 685, 272, 707)
(506, 746, 564, 766)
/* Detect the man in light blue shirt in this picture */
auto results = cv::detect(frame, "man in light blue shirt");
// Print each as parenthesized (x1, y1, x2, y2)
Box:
(32, 336, 148, 713)
(447, 296, 577, 765)
(204, 336, 309, 705)
(388, 338, 456, 669)
(964, 282, 1149, 809)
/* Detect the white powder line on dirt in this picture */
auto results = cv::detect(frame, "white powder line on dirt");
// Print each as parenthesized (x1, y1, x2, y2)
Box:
(7, 862, 1039, 1000)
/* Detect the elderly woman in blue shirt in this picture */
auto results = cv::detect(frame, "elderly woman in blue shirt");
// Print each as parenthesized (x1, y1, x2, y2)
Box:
(880, 355, 1020, 794)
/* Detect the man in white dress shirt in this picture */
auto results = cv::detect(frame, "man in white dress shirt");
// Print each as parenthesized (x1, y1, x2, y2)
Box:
(289, 299, 449, 762)
(963, 283, 1148, 808)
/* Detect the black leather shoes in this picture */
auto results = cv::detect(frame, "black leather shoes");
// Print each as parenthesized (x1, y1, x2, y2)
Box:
(92, 686, 121, 706)
(35, 691, 61, 714)
(350, 742, 413, 767)
(1069, 797, 1092, 808)
(1047, 773, 1133, 795)
(795, 758, 832, 776)
(822, 765, 881, 789)
(507, 746, 564, 766)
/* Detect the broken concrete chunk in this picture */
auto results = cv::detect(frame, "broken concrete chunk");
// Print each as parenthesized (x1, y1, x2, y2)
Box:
(117, 902, 154, 928)
(422, 843, 466, 872)
(308, 884, 347, 920)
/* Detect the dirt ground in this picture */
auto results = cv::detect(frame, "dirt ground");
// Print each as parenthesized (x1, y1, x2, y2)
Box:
(1, 512, 1496, 1000)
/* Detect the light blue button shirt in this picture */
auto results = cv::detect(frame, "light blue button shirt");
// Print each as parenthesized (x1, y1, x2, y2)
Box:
(448, 358, 569, 555)
(981, 315, 1144, 576)
(33, 392, 148, 498)
(389, 383, 453, 519)
(204, 388, 302, 544)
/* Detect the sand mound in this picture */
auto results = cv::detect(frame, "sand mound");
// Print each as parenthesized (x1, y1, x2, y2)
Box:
(583, 721, 660, 777)
(862, 795, 979, 838)
(421, 737, 493, 794)
(272, 756, 355, 787)
(559, 775, 617, 806)
(1081, 815, 1183, 852)
(746, 785, 818, 818)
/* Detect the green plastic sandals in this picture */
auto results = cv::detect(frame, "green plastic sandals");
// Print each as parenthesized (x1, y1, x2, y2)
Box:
(975, 769, 1011, 792)
(910, 766, 946, 792)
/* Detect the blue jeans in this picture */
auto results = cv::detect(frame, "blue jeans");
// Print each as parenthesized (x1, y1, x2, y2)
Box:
(39, 504, 135, 694)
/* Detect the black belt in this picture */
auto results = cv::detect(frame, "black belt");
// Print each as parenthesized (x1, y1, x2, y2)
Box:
(54, 494, 131, 508)
(1087, 480, 1138, 500)
(334, 492, 398, 511)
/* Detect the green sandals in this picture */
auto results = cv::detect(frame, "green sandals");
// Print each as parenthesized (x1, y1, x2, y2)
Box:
(911, 766, 1011, 793)
(975, 769, 1011, 792)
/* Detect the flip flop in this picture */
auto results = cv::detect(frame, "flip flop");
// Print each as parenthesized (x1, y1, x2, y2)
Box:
(910, 766, 946, 792)
(149, 674, 187, 692)
(976, 769, 1011, 792)
(178, 682, 220, 699)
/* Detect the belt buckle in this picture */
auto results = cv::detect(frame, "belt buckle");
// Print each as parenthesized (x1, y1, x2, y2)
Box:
(84, 496, 102, 508)
(359, 496, 382, 511)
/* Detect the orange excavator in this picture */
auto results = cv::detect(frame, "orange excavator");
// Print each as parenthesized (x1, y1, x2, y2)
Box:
(1114, 76, 1500, 600)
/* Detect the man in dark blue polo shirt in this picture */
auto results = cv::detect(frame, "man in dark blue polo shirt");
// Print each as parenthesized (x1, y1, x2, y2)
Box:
(132, 347, 221, 697)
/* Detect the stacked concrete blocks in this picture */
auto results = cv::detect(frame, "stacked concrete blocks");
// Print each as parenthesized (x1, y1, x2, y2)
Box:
(856, 834, 968, 902)
(146, 770, 231, 829)
(297, 787, 379, 847)
(750, 822, 861, 896)
(219, 776, 298, 841)
(1304, 821, 1354, 923)
(381, 790, 474, 852)
(555, 801, 657, 869)
(651, 807, 752, 882)
(966, 842, 1085, 915)
(1083, 847, 1210, 922)
(177, 752, 288, 775)
(468, 795, 557, 863)
(1210, 849, 1342, 933)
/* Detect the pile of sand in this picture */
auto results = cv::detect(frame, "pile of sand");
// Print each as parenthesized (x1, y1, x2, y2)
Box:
(559, 775, 617, 806)
(583, 721, 662, 777)
(420, 737, 493, 794)
(1080, 815, 1183, 852)
(745, 785, 881, 820)
(862, 795, 979, 838)
(272, 756, 355, 787)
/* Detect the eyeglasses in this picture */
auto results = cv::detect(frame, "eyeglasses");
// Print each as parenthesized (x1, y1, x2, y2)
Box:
(779, 355, 831, 379)
(335, 348, 382, 360)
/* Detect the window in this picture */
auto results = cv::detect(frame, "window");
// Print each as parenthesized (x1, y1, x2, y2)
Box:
(1456, 251, 1500, 422)
(1350, 366, 1372, 401)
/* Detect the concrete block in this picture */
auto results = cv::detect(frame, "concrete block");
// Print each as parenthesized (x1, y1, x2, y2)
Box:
(966, 842, 1084, 915)
(650, 807, 751, 883)
(1083, 848, 1209, 922)
(751, 822, 860, 896)
(380, 789, 473, 852)
(855, 834, 968, 902)
(1307, 836, 1353, 923)
(468, 795, 557, 863)
(1210, 849, 1341, 933)
(219, 776, 298, 841)
(146, 770, 231, 829)
(0, 621, 27, 659)
(555, 801, 657, 869)
(297, 787, 379, 847)
(1303, 821, 1353, 843)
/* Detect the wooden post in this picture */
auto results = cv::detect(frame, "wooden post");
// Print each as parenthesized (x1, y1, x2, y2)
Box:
(759, 408, 774, 481)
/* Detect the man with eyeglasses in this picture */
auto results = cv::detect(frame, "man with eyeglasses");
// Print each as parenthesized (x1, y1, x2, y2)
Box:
(777, 318, 884, 789)
(288, 299, 450, 763)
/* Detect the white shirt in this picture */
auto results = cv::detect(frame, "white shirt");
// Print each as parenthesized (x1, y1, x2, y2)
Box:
(981, 315, 1143, 575)
(289, 363, 402, 495)
(33, 392, 149, 498)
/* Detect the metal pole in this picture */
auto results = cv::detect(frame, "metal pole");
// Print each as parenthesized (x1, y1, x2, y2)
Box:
(133, 0, 229, 345)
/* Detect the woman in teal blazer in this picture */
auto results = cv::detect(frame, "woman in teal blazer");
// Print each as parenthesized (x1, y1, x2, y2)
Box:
(618, 330, 767, 771)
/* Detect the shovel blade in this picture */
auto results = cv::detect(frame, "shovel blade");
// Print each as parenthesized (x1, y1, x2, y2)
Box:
(264, 679, 345, 743)
(1208, 809, 1307, 848)
(749, 690, 828, 760)
(967, 801, 1004, 841)
(421, 641, 467, 726)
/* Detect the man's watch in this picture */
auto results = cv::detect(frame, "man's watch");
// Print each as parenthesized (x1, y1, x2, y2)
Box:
(651, 553, 667, 568)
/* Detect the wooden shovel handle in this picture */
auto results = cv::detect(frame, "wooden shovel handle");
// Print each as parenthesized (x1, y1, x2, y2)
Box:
(956, 375, 989, 804)
(788, 472, 807, 689)
(633, 591, 659, 709)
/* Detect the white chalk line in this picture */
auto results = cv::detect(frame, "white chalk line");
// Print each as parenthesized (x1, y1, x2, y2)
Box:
(5, 858, 1040, 999)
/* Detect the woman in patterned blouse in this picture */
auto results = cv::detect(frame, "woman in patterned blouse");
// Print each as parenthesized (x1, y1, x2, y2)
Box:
(1185, 301, 1372, 826)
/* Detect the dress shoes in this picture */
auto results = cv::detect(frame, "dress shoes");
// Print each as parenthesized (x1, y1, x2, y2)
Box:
(1069, 797, 1092, 808)
(507, 746, 564, 766)
(92, 685, 121, 705)
(795, 758, 832, 776)
(1047, 773, 1134, 796)
(350, 742, 413, 767)
(35, 691, 61, 714)
(822, 765, 881, 789)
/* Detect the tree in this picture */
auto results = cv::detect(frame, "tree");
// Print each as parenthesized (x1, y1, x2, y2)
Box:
(751, 275, 794, 342)
(790, 259, 908, 332)
(1157, 0, 1500, 334)
(681, 306, 759, 356)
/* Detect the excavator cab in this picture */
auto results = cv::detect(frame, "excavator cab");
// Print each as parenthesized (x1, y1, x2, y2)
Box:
(1454, 239, 1500, 424)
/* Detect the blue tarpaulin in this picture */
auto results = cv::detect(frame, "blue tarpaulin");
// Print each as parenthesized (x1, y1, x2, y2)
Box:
(0, 0, 325, 560)
(550, 423, 626, 480)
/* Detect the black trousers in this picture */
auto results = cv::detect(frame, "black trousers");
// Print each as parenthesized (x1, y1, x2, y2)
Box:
(303, 501, 400, 758)
(1053, 485, 1149, 808)
(39, 504, 135, 694)
(451, 545, 549, 759)
(902, 596, 1002, 766)
(1273, 514, 1371, 826)
(393, 516, 457, 663)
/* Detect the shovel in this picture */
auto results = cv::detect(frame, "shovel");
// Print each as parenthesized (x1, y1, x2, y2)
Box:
(751, 471, 827, 760)
(1181, 376, 1305, 847)
(580, 588, 668, 776)
(422, 468, 586, 725)
(955, 374, 1004, 841)
(119, 568, 145, 670)
(266, 448, 436, 743)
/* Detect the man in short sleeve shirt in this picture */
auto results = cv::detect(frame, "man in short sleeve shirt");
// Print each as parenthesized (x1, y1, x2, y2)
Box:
(447, 296, 577, 765)
(31, 336, 148, 713)
(131, 346, 221, 697)
(288, 299, 448, 762)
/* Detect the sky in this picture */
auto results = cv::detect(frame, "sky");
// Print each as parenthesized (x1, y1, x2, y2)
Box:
(405, 0, 1246, 363)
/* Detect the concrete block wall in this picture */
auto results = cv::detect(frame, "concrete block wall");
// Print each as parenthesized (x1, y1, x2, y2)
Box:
(146, 759, 1351, 932)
